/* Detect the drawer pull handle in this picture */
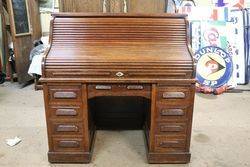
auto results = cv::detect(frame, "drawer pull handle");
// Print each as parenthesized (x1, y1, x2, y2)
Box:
(59, 141, 80, 148)
(161, 109, 184, 116)
(162, 92, 186, 99)
(159, 141, 180, 148)
(53, 92, 77, 99)
(127, 85, 144, 90)
(95, 85, 112, 90)
(56, 109, 77, 116)
(57, 125, 79, 132)
(160, 125, 183, 132)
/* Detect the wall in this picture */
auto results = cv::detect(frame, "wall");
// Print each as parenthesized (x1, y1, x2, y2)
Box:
(39, 0, 248, 35)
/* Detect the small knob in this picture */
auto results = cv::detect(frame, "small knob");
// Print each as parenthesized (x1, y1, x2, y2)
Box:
(116, 72, 124, 77)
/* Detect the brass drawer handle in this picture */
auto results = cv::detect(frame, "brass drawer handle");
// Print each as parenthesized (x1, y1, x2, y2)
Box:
(162, 92, 186, 99)
(56, 109, 77, 116)
(161, 109, 184, 116)
(127, 85, 144, 90)
(53, 92, 77, 99)
(56, 125, 79, 132)
(59, 140, 80, 148)
(95, 85, 112, 90)
(160, 125, 183, 132)
(159, 141, 180, 148)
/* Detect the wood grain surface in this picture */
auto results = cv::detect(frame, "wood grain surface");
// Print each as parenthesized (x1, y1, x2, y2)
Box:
(42, 14, 196, 164)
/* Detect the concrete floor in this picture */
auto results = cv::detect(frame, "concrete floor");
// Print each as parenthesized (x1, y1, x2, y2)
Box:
(0, 82, 250, 167)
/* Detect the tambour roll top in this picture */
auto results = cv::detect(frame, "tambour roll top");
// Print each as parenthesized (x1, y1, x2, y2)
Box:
(42, 13, 195, 81)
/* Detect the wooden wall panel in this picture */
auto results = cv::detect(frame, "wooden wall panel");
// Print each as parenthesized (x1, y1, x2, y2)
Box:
(7, 0, 41, 84)
(59, 0, 168, 13)
(59, 0, 103, 12)
(1, 1, 7, 73)
(128, 0, 166, 13)
(13, 36, 33, 84)
(27, 0, 42, 41)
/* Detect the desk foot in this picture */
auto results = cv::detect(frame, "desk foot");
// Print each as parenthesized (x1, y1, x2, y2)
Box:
(143, 128, 190, 164)
(48, 152, 92, 163)
(147, 152, 191, 164)
(48, 127, 96, 163)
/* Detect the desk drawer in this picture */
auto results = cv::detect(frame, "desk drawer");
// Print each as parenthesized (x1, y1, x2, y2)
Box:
(51, 121, 83, 136)
(156, 105, 189, 121)
(48, 85, 82, 104)
(88, 84, 151, 98)
(49, 105, 82, 119)
(155, 135, 186, 152)
(52, 137, 83, 152)
(157, 86, 191, 105)
(156, 122, 187, 135)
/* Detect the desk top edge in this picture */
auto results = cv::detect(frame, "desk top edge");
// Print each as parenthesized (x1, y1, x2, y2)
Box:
(52, 13, 188, 19)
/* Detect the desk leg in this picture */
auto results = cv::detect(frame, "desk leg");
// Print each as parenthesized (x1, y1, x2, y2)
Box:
(145, 84, 193, 164)
(45, 83, 96, 163)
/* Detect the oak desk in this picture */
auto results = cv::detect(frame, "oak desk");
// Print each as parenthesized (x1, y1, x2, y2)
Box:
(41, 13, 196, 164)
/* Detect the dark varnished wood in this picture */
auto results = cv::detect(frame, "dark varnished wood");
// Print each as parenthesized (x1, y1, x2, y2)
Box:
(41, 13, 196, 164)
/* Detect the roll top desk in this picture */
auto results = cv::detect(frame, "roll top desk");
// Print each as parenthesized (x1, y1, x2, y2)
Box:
(41, 13, 196, 164)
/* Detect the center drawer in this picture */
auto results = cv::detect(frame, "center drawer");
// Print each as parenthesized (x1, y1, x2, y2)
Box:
(88, 84, 151, 98)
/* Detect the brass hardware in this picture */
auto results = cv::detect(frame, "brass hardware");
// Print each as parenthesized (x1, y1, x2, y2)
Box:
(59, 141, 80, 148)
(56, 109, 77, 116)
(162, 92, 185, 99)
(160, 125, 183, 132)
(159, 141, 179, 148)
(116, 72, 124, 77)
(53, 92, 77, 99)
(57, 125, 79, 132)
(161, 109, 184, 116)
(127, 85, 144, 90)
(95, 85, 112, 90)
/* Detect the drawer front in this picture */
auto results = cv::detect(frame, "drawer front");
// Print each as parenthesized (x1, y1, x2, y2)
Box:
(51, 122, 83, 136)
(155, 135, 186, 152)
(88, 84, 151, 91)
(48, 85, 82, 103)
(49, 105, 82, 119)
(156, 123, 187, 135)
(156, 104, 189, 121)
(157, 86, 191, 105)
(88, 84, 151, 98)
(52, 137, 83, 152)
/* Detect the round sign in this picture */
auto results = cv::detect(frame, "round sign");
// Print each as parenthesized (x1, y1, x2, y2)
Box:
(194, 46, 233, 88)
